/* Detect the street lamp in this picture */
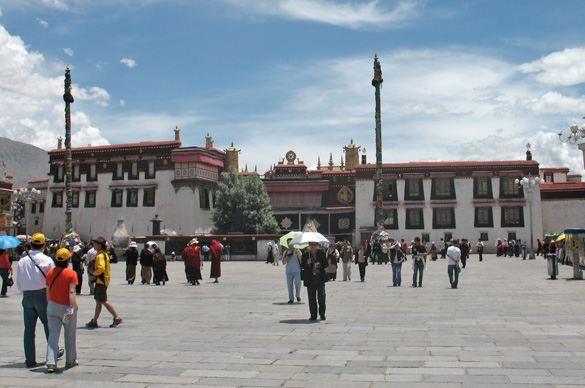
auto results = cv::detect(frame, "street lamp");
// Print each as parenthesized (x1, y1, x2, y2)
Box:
(558, 119, 585, 145)
(514, 176, 543, 260)
(13, 188, 41, 239)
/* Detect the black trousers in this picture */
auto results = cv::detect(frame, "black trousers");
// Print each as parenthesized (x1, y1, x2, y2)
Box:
(413, 260, 424, 286)
(358, 262, 367, 280)
(306, 276, 326, 319)
(478, 249, 483, 261)
(0, 268, 8, 296)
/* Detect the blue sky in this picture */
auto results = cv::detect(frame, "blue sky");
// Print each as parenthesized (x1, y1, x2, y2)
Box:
(1, 0, 585, 176)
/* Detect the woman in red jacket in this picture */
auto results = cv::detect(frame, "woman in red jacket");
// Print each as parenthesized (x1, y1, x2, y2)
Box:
(0, 249, 11, 296)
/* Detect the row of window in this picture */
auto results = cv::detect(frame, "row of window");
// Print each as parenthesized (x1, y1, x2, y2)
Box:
(380, 177, 523, 201)
(53, 160, 156, 183)
(382, 206, 524, 230)
(51, 188, 215, 209)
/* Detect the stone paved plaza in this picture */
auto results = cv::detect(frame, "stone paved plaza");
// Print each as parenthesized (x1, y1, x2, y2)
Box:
(1, 254, 585, 387)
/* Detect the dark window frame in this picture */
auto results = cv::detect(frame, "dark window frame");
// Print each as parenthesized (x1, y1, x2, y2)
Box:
(431, 178, 456, 200)
(405, 208, 424, 229)
(87, 164, 98, 182)
(473, 177, 493, 199)
(432, 207, 456, 229)
(72, 165, 81, 182)
(145, 160, 156, 179)
(111, 189, 123, 207)
(126, 188, 138, 207)
(143, 188, 155, 207)
(72, 192, 79, 208)
(500, 177, 524, 199)
(405, 178, 424, 201)
(112, 162, 124, 181)
(199, 188, 210, 209)
(383, 208, 398, 230)
(501, 206, 524, 227)
(474, 207, 494, 227)
(85, 191, 96, 208)
(52, 192, 63, 208)
(129, 161, 139, 180)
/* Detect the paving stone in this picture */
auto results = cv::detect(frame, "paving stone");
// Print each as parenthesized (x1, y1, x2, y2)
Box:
(1, 256, 585, 387)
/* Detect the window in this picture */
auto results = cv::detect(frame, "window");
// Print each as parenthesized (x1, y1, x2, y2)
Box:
(433, 207, 455, 229)
(501, 206, 524, 227)
(31, 203, 36, 214)
(500, 177, 523, 198)
(405, 179, 424, 201)
(143, 188, 155, 207)
(146, 160, 156, 179)
(199, 188, 210, 209)
(431, 178, 455, 200)
(39, 202, 44, 213)
(405, 208, 424, 229)
(54, 166, 64, 183)
(113, 162, 124, 180)
(72, 165, 80, 182)
(111, 189, 123, 207)
(85, 191, 96, 208)
(507, 232, 517, 241)
(480, 232, 489, 241)
(474, 177, 493, 199)
(129, 162, 139, 180)
(52, 192, 63, 208)
(444, 232, 453, 242)
(72, 192, 79, 208)
(127, 189, 138, 207)
(422, 233, 430, 244)
(383, 209, 398, 230)
(383, 180, 398, 201)
(474, 207, 493, 227)
(544, 173, 553, 183)
(88, 164, 97, 181)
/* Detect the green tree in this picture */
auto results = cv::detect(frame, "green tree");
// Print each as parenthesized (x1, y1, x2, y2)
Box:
(211, 168, 279, 234)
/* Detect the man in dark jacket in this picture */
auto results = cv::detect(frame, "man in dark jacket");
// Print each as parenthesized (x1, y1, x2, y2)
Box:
(301, 241, 329, 321)
(139, 243, 154, 284)
(124, 242, 139, 284)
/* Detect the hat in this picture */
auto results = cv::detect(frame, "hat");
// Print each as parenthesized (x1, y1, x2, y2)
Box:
(129, 241, 138, 248)
(56, 248, 72, 261)
(31, 233, 45, 245)
(93, 237, 107, 247)
(72, 245, 81, 253)
(189, 238, 199, 246)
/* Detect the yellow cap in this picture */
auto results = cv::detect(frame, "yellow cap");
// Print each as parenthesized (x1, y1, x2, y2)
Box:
(56, 248, 72, 262)
(31, 233, 46, 245)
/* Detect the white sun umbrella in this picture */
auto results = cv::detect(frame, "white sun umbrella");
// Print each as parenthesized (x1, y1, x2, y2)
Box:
(289, 231, 329, 245)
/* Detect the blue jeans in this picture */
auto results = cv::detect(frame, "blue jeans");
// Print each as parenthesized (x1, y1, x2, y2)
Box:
(22, 290, 49, 366)
(448, 265, 459, 288)
(391, 263, 402, 286)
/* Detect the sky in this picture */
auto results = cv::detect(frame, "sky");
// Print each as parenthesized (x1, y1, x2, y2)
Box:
(1, 0, 585, 177)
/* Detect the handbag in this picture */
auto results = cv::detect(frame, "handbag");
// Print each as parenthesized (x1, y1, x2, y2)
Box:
(7, 271, 13, 287)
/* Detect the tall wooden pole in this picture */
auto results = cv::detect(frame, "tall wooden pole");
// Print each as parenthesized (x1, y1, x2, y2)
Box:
(372, 54, 384, 229)
(63, 68, 74, 235)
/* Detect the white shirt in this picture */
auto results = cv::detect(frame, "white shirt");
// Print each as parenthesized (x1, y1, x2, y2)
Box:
(17, 250, 55, 293)
(447, 245, 461, 266)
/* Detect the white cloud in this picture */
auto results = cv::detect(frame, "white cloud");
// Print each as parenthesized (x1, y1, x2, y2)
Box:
(222, 0, 421, 29)
(120, 99, 126, 107)
(63, 47, 73, 56)
(36, 18, 49, 28)
(41, 0, 68, 10)
(517, 47, 585, 86)
(0, 23, 110, 150)
(120, 58, 137, 68)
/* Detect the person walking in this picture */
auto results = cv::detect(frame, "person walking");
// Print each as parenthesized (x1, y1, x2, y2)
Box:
(411, 237, 427, 287)
(70, 246, 84, 294)
(282, 239, 302, 303)
(45, 248, 79, 373)
(124, 242, 139, 284)
(152, 246, 168, 285)
(139, 242, 153, 284)
(224, 243, 231, 261)
(391, 241, 405, 286)
(86, 237, 123, 328)
(301, 241, 328, 321)
(325, 243, 339, 281)
(339, 241, 353, 281)
(475, 239, 484, 262)
(266, 241, 274, 264)
(357, 242, 369, 282)
(460, 239, 469, 268)
(447, 239, 462, 289)
(210, 240, 222, 283)
(16, 233, 55, 368)
(273, 241, 280, 266)
(0, 248, 12, 296)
